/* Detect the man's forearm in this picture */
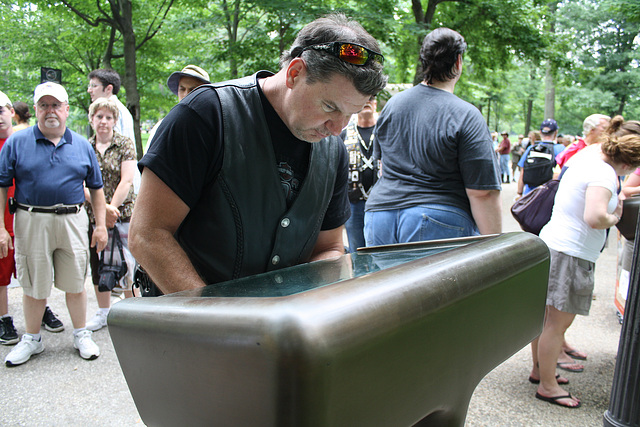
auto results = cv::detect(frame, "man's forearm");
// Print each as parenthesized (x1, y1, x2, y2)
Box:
(0, 187, 7, 231)
(466, 189, 502, 235)
(309, 226, 345, 262)
(129, 225, 207, 294)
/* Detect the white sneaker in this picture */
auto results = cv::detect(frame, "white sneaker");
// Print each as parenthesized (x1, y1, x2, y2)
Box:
(5, 335, 44, 367)
(86, 310, 109, 332)
(73, 330, 100, 360)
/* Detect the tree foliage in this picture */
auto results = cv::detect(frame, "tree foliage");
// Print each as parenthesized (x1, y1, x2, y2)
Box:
(1, 0, 638, 140)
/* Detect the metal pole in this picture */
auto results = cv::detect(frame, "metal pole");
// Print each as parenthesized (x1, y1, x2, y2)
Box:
(604, 211, 640, 427)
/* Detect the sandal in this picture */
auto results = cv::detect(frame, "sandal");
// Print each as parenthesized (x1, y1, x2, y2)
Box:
(529, 374, 569, 385)
(564, 349, 588, 360)
(535, 392, 581, 408)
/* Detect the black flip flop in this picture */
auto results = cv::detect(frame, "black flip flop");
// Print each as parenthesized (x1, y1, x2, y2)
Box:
(565, 349, 588, 360)
(535, 392, 581, 408)
(529, 374, 569, 385)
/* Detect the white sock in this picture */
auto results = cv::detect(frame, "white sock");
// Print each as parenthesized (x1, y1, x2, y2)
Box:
(25, 332, 41, 341)
(97, 308, 110, 316)
(73, 328, 87, 336)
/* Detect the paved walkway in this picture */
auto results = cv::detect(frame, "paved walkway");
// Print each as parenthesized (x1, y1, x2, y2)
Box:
(0, 180, 625, 426)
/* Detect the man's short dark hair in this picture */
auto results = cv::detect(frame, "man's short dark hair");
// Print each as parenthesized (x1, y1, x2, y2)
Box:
(420, 28, 467, 84)
(88, 69, 122, 95)
(280, 14, 387, 96)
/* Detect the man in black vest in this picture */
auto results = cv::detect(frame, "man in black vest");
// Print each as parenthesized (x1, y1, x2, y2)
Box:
(130, 14, 387, 294)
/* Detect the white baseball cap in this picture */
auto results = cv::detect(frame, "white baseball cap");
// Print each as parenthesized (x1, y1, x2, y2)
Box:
(34, 82, 69, 104)
(0, 90, 11, 108)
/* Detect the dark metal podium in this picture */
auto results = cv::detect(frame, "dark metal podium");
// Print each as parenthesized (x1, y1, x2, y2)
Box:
(109, 232, 549, 426)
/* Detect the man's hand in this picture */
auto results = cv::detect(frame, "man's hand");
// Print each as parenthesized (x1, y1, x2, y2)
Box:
(91, 225, 108, 253)
(0, 228, 13, 259)
(105, 204, 121, 228)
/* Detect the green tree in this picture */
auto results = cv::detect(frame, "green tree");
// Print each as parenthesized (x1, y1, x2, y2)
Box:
(58, 0, 175, 157)
(556, 0, 640, 119)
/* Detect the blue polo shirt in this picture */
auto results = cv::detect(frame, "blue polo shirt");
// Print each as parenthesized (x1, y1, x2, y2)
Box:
(0, 125, 103, 206)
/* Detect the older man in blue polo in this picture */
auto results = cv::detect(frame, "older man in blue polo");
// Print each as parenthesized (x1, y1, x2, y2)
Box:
(0, 82, 108, 366)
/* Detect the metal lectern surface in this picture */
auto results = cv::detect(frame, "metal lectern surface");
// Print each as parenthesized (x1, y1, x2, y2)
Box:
(109, 232, 549, 427)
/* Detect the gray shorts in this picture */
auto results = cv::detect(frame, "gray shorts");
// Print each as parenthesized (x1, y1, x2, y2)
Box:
(546, 249, 595, 315)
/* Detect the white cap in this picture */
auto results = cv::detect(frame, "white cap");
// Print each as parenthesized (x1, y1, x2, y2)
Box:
(34, 82, 69, 104)
(0, 90, 11, 108)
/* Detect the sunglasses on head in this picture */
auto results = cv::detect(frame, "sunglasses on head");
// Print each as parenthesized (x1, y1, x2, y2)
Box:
(296, 42, 384, 66)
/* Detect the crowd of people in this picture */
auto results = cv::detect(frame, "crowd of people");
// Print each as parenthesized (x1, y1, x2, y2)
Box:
(0, 62, 213, 365)
(1, 13, 639, 414)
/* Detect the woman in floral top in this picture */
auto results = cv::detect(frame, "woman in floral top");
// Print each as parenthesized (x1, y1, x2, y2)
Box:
(84, 98, 137, 331)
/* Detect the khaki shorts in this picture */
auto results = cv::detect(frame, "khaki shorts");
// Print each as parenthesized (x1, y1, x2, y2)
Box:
(546, 249, 595, 315)
(14, 208, 89, 299)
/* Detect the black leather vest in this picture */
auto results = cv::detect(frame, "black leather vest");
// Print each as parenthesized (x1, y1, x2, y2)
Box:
(177, 73, 340, 285)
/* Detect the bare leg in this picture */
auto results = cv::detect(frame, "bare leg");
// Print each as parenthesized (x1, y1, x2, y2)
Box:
(0, 285, 8, 316)
(66, 290, 87, 329)
(536, 305, 580, 407)
(94, 285, 111, 309)
(529, 313, 568, 384)
(23, 294, 47, 334)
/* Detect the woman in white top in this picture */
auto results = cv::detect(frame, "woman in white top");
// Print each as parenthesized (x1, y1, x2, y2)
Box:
(531, 116, 640, 408)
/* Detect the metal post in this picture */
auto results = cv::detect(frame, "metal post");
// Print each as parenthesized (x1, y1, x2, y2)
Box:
(604, 211, 640, 427)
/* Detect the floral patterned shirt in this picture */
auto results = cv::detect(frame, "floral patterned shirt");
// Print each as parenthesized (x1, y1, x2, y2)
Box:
(87, 132, 136, 223)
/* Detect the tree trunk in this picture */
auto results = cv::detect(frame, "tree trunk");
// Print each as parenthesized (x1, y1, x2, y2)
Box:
(616, 94, 627, 116)
(544, 65, 555, 120)
(120, 0, 143, 158)
(543, 2, 557, 121)
(411, 0, 442, 85)
(525, 99, 533, 136)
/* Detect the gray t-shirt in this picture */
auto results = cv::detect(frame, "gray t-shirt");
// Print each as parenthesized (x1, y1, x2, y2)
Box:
(365, 84, 501, 217)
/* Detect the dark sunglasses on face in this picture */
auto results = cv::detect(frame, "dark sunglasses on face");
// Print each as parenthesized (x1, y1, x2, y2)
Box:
(296, 42, 384, 66)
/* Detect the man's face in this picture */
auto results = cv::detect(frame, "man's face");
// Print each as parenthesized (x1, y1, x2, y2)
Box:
(593, 118, 610, 139)
(0, 105, 14, 139)
(87, 77, 109, 102)
(35, 95, 69, 131)
(283, 65, 370, 143)
(358, 98, 377, 118)
(177, 76, 205, 101)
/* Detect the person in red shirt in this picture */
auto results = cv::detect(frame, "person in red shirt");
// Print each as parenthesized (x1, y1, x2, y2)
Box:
(0, 91, 17, 345)
(495, 131, 512, 183)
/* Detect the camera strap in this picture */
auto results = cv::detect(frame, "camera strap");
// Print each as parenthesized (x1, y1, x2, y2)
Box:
(100, 224, 127, 273)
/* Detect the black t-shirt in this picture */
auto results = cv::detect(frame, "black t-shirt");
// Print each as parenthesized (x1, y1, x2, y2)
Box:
(140, 80, 350, 231)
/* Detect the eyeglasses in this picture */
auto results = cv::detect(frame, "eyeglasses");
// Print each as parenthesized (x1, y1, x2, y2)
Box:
(296, 42, 384, 66)
(87, 83, 102, 89)
(37, 102, 66, 111)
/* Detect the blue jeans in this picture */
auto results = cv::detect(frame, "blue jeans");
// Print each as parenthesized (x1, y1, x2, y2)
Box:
(364, 204, 479, 246)
(500, 154, 511, 180)
(345, 200, 366, 253)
